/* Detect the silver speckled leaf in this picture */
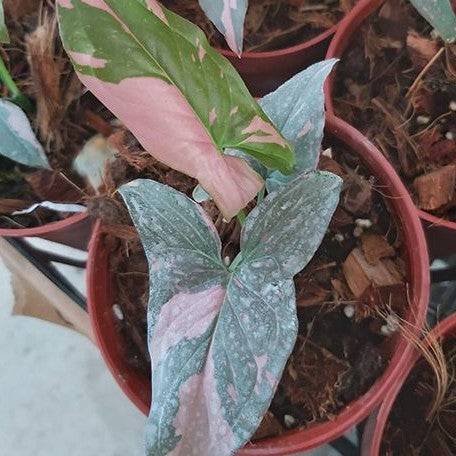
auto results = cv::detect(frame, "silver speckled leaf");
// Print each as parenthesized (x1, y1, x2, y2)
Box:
(0, 100, 50, 169)
(410, 0, 456, 42)
(119, 172, 341, 456)
(260, 59, 338, 192)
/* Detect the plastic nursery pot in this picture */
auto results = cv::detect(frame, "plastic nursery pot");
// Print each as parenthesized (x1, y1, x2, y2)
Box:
(218, 0, 368, 98)
(219, 27, 334, 98)
(0, 212, 93, 251)
(87, 115, 430, 454)
(360, 312, 456, 456)
(324, 0, 456, 261)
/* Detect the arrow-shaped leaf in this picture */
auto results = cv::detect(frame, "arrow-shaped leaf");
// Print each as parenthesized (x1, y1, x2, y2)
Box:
(260, 59, 338, 192)
(409, 0, 456, 43)
(0, 0, 8, 43)
(0, 100, 50, 169)
(193, 59, 338, 199)
(119, 171, 342, 456)
(57, 0, 294, 220)
(198, 0, 248, 56)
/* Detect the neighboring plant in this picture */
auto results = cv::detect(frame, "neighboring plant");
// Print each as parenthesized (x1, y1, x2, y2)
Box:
(410, 0, 456, 42)
(198, 0, 456, 56)
(58, 1, 341, 455)
(57, 0, 295, 221)
(198, 0, 247, 56)
(0, 0, 8, 43)
(0, 99, 50, 169)
(0, 7, 49, 171)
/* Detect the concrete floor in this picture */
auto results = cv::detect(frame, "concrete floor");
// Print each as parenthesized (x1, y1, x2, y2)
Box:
(0, 255, 146, 456)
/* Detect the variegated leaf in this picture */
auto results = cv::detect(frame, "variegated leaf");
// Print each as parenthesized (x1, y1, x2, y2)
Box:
(194, 60, 338, 199)
(409, 0, 456, 42)
(198, 0, 248, 55)
(119, 172, 342, 456)
(57, 0, 294, 221)
(0, 0, 8, 43)
(0, 100, 50, 169)
(260, 59, 338, 192)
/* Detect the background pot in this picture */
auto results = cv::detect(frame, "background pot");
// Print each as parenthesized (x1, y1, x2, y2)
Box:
(361, 312, 456, 456)
(324, 0, 456, 260)
(87, 115, 430, 454)
(0, 212, 93, 251)
(220, 27, 334, 97)
(218, 0, 370, 97)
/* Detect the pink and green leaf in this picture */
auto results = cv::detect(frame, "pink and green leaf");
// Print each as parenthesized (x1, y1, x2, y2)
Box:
(198, 0, 248, 55)
(193, 59, 339, 200)
(56, 0, 294, 220)
(119, 171, 342, 456)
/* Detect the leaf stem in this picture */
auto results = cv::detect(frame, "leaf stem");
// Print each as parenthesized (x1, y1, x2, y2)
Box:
(257, 186, 265, 205)
(236, 209, 247, 227)
(228, 252, 243, 272)
(0, 54, 33, 113)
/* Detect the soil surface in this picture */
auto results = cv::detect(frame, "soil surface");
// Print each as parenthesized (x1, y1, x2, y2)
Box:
(0, 1, 111, 228)
(162, 0, 359, 52)
(332, 0, 456, 221)
(381, 339, 456, 455)
(100, 132, 410, 440)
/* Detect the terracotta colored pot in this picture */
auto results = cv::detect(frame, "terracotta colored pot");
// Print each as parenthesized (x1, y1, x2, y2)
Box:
(324, 0, 456, 260)
(361, 312, 456, 456)
(220, 28, 334, 97)
(0, 212, 93, 251)
(217, 0, 371, 97)
(87, 115, 430, 454)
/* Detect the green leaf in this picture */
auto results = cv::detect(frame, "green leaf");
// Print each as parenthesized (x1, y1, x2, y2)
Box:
(0, 0, 9, 43)
(119, 171, 342, 456)
(409, 0, 456, 42)
(0, 100, 50, 169)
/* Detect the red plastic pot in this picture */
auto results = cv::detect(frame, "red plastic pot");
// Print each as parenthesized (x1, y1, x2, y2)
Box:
(325, 0, 456, 260)
(218, 1, 367, 97)
(87, 115, 430, 454)
(220, 28, 334, 97)
(0, 212, 93, 250)
(361, 312, 456, 456)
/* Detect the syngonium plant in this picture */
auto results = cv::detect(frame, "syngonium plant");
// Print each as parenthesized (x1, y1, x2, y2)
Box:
(57, 0, 341, 455)
(200, 0, 456, 56)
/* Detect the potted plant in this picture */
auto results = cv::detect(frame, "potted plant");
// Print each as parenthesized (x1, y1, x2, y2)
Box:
(160, 0, 365, 96)
(0, 0, 120, 249)
(361, 312, 456, 455)
(57, 0, 430, 454)
(325, 0, 456, 259)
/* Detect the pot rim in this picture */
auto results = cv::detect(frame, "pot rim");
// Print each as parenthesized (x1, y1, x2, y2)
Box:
(218, 26, 335, 60)
(87, 115, 430, 454)
(361, 312, 456, 456)
(324, 0, 456, 233)
(216, 0, 371, 60)
(0, 211, 90, 238)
